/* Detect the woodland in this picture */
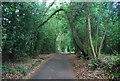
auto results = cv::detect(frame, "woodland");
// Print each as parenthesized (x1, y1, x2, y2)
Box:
(1, 1, 120, 79)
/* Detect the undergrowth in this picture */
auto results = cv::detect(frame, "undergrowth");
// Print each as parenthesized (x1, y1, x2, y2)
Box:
(88, 54, 120, 79)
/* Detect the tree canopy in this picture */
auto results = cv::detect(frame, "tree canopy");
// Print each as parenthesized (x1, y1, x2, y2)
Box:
(2, 1, 119, 61)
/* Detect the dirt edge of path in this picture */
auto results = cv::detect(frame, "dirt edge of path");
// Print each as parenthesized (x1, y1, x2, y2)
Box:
(67, 54, 108, 79)
(22, 54, 56, 79)
(2, 53, 56, 79)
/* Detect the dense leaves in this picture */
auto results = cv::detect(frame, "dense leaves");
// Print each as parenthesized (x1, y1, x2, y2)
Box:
(2, 2, 119, 61)
(2, 2, 48, 60)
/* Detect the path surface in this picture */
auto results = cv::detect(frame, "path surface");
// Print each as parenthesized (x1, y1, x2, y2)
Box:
(31, 54, 74, 79)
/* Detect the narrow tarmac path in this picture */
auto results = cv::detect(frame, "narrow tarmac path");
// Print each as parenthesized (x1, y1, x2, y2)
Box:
(31, 54, 74, 79)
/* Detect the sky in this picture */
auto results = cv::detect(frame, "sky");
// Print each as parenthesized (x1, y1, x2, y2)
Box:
(38, 0, 70, 7)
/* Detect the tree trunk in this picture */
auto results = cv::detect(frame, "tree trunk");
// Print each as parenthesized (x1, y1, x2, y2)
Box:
(67, 12, 89, 59)
(97, 30, 106, 57)
(103, 35, 107, 53)
(95, 20, 99, 54)
(95, 3, 102, 54)
(86, 3, 96, 58)
(97, 4, 111, 57)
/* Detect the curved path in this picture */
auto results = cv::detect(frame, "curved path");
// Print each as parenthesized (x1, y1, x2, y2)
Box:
(31, 54, 74, 79)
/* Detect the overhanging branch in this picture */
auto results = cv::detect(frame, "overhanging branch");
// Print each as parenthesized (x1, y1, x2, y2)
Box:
(36, 8, 65, 28)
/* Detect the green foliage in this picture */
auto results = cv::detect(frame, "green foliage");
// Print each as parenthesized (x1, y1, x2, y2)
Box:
(2, 2, 56, 60)
(104, 58, 120, 79)
(2, 68, 16, 74)
(88, 64, 94, 67)
(16, 66, 27, 75)
(1, 1, 119, 79)
(2, 64, 15, 73)
(2, 64, 27, 74)
(89, 55, 120, 79)
(2, 1, 119, 64)
(88, 58, 99, 70)
(2, 2, 74, 61)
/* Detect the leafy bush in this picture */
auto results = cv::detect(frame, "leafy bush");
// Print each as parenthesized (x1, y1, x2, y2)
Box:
(16, 66, 27, 75)
(2, 64, 16, 73)
(2, 64, 27, 75)
(106, 58, 120, 79)
(88, 58, 99, 70)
